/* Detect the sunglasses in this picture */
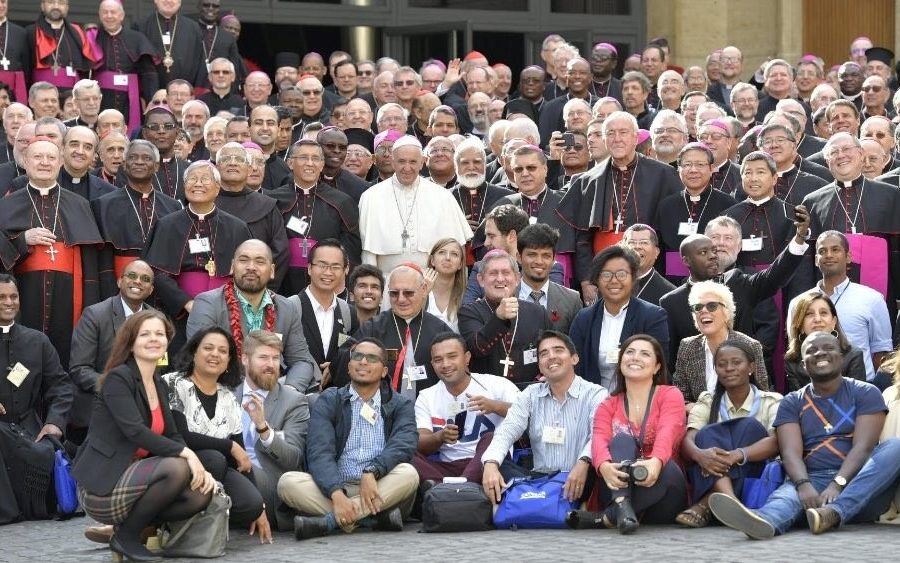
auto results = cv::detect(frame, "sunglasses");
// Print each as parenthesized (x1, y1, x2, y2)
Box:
(394, 80, 416, 87)
(690, 302, 726, 313)
(144, 122, 176, 131)
(388, 289, 417, 300)
(123, 271, 153, 284)
(301, 89, 323, 96)
(350, 351, 383, 364)
(862, 85, 883, 93)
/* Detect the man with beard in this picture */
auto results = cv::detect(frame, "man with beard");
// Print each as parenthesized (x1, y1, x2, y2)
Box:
(235, 329, 311, 528)
(707, 46, 743, 113)
(94, 131, 127, 186)
(138, 0, 207, 89)
(273, 52, 300, 92)
(182, 99, 210, 161)
(94, 1, 157, 134)
(194, 0, 246, 83)
(92, 140, 182, 280)
(449, 138, 512, 266)
(621, 71, 655, 129)
(187, 238, 318, 390)
(655, 143, 737, 277)
(0, 138, 106, 368)
(622, 223, 674, 306)
(730, 83, 760, 134)
(649, 110, 688, 166)
(837, 62, 864, 111)
(25, 0, 96, 89)
(215, 142, 288, 289)
(459, 249, 550, 386)
(267, 140, 360, 296)
(251, 105, 292, 190)
(588, 42, 622, 102)
(318, 127, 369, 203)
(538, 58, 597, 147)
(757, 123, 827, 206)
(143, 106, 190, 201)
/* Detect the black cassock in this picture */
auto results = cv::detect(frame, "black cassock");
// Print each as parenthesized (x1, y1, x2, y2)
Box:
(0, 162, 24, 197)
(449, 181, 513, 263)
(709, 161, 743, 198)
(24, 18, 94, 79)
(458, 299, 550, 387)
(0, 20, 27, 71)
(321, 169, 369, 204)
(557, 154, 681, 284)
(137, 12, 207, 89)
(332, 310, 451, 396)
(154, 158, 190, 201)
(774, 166, 827, 207)
(266, 182, 361, 296)
(263, 155, 292, 191)
(216, 188, 289, 290)
(0, 186, 105, 368)
(94, 27, 159, 130)
(656, 187, 737, 267)
(198, 22, 246, 83)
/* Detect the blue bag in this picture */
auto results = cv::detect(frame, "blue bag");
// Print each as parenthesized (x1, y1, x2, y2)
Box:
(493, 472, 578, 529)
(46, 436, 79, 515)
(741, 460, 784, 509)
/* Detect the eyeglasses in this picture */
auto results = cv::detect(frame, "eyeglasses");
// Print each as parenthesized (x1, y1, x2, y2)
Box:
(862, 85, 884, 93)
(350, 351, 383, 363)
(374, 145, 393, 155)
(249, 157, 267, 167)
(393, 80, 416, 87)
(598, 269, 630, 282)
(512, 165, 541, 174)
(864, 131, 889, 139)
(699, 132, 730, 142)
(123, 271, 153, 283)
(217, 154, 247, 164)
(759, 136, 793, 148)
(186, 176, 216, 186)
(690, 301, 726, 313)
(388, 289, 417, 300)
(359, 70, 375, 76)
(144, 122, 176, 132)
(311, 261, 344, 272)
(720, 56, 741, 63)
(331, 111, 345, 119)
(652, 127, 685, 136)
(346, 149, 371, 158)
(300, 89, 323, 96)
(289, 155, 323, 163)
(679, 161, 710, 170)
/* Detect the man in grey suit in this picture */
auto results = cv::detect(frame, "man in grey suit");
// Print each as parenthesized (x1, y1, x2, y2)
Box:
(68, 260, 156, 438)
(236, 330, 311, 531)
(186, 239, 320, 392)
(516, 223, 582, 333)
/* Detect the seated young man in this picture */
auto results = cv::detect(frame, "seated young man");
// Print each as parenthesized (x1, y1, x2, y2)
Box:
(277, 337, 419, 540)
(414, 333, 520, 486)
(709, 331, 900, 538)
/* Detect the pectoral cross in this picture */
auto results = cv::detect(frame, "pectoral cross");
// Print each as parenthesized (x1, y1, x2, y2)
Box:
(44, 244, 59, 262)
(401, 229, 410, 251)
(205, 259, 216, 277)
(0, 58, 9, 71)
(51, 63, 60, 75)
(301, 238, 309, 257)
(499, 356, 515, 379)
(613, 215, 624, 233)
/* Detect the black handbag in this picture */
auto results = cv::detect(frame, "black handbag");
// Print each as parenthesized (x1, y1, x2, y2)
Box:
(422, 482, 494, 533)
(0, 422, 55, 522)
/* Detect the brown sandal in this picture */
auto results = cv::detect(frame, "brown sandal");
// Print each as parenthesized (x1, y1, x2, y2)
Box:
(676, 503, 712, 528)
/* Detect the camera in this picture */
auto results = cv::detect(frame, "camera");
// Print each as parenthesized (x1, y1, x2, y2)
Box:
(619, 460, 648, 483)
(562, 132, 575, 149)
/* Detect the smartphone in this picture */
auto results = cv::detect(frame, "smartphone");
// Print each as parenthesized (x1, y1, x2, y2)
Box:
(562, 132, 575, 149)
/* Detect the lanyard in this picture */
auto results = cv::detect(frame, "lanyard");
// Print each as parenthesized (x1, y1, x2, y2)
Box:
(624, 384, 656, 457)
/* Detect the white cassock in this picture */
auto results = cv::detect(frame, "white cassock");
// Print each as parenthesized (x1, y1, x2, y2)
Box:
(359, 175, 473, 274)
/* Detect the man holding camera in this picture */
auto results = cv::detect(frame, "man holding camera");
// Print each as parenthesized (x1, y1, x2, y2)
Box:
(480, 330, 607, 506)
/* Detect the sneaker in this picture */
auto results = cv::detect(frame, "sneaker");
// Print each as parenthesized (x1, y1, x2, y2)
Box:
(708, 493, 775, 540)
(806, 506, 840, 534)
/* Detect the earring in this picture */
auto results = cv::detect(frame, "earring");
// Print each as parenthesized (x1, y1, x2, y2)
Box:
(830, 329, 839, 338)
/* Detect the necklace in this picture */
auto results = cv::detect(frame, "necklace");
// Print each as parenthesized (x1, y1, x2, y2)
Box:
(481, 299, 520, 379)
(294, 184, 317, 256)
(201, 25, 218, 68)
(155, 13, 178, 72)
(50, 26, 66, 75)
(26, 184, 62, 262)
(611, 158, 638, 232)
(834, 179, 866, 234)
(154, 159, 180, 199)
(456, 185, 487, 226)
(126, 187, 156, 241)
(0, 22, 9, 70)
(682, 189, 712, 224)
(391, 177, 419, 251)
(187, 206, 219, 276)
(776, 167, 801, 202)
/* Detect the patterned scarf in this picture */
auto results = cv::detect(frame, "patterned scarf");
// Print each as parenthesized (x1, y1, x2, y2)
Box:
(223, 282, 276, 357)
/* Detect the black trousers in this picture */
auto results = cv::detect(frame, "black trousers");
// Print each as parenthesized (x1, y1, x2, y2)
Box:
(597, 433, 687, 523)
(196, 449, 265, 527)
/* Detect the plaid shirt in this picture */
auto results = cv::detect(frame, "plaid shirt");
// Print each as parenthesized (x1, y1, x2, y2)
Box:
(338, 386, 385, 482)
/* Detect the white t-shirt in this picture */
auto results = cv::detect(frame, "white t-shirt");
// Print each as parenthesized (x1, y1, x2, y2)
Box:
(415, 373, 521, 462)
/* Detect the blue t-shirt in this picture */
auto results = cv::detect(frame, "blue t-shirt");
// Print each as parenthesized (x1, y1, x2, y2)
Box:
(773, 377, 887, 471)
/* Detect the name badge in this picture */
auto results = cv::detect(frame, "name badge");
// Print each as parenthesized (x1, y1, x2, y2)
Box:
(162, 33, 171, 46)
(604, 347, 620, 364)
(337, 332, 350, 347)
(274, 332, 283, 341)
(360, 402, 377, 425)
(542, 425, 566, 445)
(156, 352, 169, 367)
(528, 216, 538, 225)
(205, 61, 212, 74)
(523, 348, 538, 365)
(407, 365, 428, 381)
(113, 74, 129, 86)
(286, 215, 310, 236)
(65, 66, 76, 77)
(7, 362, 29, 387)
(741, 237, 763, 252)
(678, 221, 699, 236)
(188, 237, 211, 254)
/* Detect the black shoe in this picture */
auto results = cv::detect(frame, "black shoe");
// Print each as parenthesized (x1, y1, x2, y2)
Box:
(109, 535, 161, 562)
(293, 515, 331, 541)
(373, 507, 403, 532)
(420, 479, 438, 495)
(565, 510, 610, 530)
(615, 498, 639, 535)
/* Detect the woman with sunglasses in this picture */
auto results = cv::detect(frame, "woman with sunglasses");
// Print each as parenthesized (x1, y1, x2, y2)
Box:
(672, 281, 769, 408)
(784, 289, 866, 392)
(677, 338, 783, 528)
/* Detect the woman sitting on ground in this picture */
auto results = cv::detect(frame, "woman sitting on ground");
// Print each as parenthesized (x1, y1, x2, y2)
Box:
(677, 338, 783, 527)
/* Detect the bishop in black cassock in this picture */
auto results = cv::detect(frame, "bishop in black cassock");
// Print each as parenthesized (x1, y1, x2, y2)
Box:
(137, 7, 207, 89)
(449, 180, 513, 265)
(656, 182, 737, 273)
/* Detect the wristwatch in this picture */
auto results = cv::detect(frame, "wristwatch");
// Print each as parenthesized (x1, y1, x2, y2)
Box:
(833, 475, 847, 488)
(363, 466, 379, 478)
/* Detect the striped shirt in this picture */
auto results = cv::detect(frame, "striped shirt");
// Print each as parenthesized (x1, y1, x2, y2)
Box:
(337, 386, 385, 482)
(482, 375, 608, 472)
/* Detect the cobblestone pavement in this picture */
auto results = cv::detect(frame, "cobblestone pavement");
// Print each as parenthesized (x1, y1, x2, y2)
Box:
(0, 516, 897, 562)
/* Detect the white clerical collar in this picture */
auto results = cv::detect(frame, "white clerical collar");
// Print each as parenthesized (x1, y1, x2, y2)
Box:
(776, 165, 795, 177)
(638, 268, 654, 280)
(750, 196, 772, 206)
(29, 183, 57, 196)
(0, 18, 8, 26)
(295, 183, 316, 194)
(714, 160, 729, 172)
(523, 186, 547, 200)
(188, 204, 215, 220)
(841, 176, 862, 188)
(0, 323, 13, 333)
(843, 91, 862, 101)
(106, 26, 123, 36)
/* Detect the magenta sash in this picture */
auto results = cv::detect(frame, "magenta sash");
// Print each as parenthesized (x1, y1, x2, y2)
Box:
(176, 271, 230, 298)
(31, 68, 79, 89)
(0, 71, 27, 106)
(665, 251, 689, 278)
(94, 71, 141, 135)
(288, 238, 317, 268)
(846, 233, 888, 298)
(554, 252, 573, 288)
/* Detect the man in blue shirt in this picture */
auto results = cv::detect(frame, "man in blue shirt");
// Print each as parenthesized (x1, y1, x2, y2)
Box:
(277, 337, 419, 540)
(709, 331, 900, 538)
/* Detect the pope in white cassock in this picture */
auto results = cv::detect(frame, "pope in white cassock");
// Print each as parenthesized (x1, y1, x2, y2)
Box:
(359, 135, 473, 274)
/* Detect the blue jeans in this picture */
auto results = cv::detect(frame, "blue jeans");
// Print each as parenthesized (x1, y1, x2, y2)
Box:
(755, 438, 900, 535)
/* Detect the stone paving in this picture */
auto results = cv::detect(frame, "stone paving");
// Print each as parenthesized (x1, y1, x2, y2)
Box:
(0, 515, 897, 562)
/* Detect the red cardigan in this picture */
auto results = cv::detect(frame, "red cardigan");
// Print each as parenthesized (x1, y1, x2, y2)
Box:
(592, 385, 685, 468)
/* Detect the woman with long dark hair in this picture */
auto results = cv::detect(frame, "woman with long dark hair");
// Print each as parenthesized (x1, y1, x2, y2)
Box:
(72, 310, 214, 562)
(677, 338, 783, 528)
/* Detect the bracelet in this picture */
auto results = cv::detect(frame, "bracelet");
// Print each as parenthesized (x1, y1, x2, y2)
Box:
(793, 478, 811, 489)
(256, 424, 269, 434)
(737, 448, 748, 466)
(483, 460, 501, 468)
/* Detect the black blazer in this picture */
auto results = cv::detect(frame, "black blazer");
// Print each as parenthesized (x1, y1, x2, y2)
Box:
(297, 292, 356, 367)
(72, 360, 184, 496)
